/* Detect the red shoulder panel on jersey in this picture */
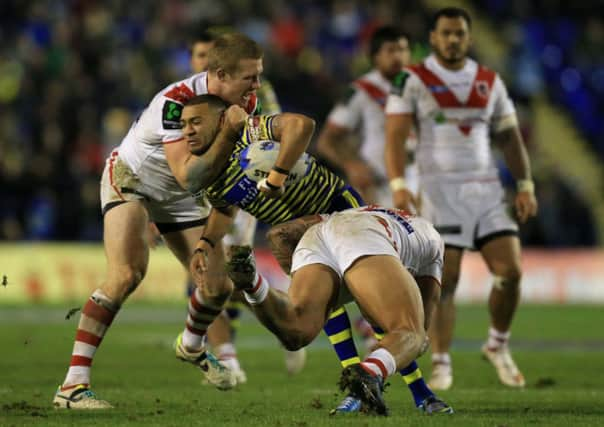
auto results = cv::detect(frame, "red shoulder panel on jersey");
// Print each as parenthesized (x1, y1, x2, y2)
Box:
(353, 79, 388, 108)
(407, 63, 461, 108)
(465, 66, 497, 108)
(164, 83, 195, 104)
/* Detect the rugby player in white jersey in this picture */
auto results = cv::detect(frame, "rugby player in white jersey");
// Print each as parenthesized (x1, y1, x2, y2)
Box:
(317, 26, 419, 207)
(53, 33, 263, 409)
(224, 205, 446, 415)
(384, 7, 538, 390)
(188, 30, 306, 382)
(317, 26, 448, 413)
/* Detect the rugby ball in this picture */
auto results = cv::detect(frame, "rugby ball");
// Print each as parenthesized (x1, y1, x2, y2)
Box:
(238, 141, 312, 186)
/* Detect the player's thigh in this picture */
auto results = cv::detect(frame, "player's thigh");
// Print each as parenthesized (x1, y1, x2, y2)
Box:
(480, 234, 522, 279)
(162, 225, 206, 268)
(103, 201, 150, 277)
(344, 255, 424, 334)
(289, 264, 340, 336)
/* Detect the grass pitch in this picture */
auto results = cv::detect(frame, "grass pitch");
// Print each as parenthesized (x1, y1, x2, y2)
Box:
(1, 304, 603, 426)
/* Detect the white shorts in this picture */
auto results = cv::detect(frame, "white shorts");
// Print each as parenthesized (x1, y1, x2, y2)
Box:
(420, 176, 518, 250)
(291, 209, 443, 305)
(100, 151, 210, 232)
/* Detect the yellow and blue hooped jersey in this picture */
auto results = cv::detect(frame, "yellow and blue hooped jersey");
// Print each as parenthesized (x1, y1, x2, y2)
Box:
(204, 115, 364, 225)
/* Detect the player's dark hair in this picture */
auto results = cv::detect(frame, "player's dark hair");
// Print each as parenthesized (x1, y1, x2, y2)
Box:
(430, 7, 472, 30)
(184, 94, 229, 112)
(369, 26, 407, 59)
(189, 29, 216, 52)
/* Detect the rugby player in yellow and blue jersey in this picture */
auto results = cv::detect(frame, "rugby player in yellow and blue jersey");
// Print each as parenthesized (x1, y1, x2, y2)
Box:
(177, 94, 452, 415)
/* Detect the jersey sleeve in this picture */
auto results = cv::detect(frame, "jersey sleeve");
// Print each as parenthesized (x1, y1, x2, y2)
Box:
(327, 85, 364, 130)
(490, 75, 517, 131)
(243, 114, 277, 143)
(158, 97, 185, 143)
(385, 70, 419, 115)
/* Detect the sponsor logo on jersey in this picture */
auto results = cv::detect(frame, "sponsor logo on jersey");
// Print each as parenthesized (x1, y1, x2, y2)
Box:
(475, 80, 490, 98)
(162, 101, 183, 130)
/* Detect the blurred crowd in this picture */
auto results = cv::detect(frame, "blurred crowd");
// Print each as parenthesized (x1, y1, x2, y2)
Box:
(0, 0, 599, 245)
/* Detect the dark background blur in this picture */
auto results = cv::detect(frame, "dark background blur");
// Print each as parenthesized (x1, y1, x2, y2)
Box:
(0, 0, 602, 246)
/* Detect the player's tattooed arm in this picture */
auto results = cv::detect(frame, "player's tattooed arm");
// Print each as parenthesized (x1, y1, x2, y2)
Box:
(266, 215, 324, 274)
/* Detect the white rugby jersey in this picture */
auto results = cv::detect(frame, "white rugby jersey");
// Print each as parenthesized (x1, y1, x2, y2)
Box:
(116, 72, 257, 202)
(385, 55, 516, 179)
(327, 69, 417, 182)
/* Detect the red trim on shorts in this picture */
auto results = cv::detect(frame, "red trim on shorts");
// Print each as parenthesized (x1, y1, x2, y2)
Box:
(83, 298, 116, 326)
(70, 355, 93, 367)
(108, 151, 125, 201)
(75, 329, 102, 347)
(162, 137, 185, 144)
(365, 357, 388, 378)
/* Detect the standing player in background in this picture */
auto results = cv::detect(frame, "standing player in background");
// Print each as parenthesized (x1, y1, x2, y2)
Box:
(188, 29, 306, 383)
(53, 33, 263, 409)
(317, 26, 447, 413)
(384, 7, 538, 390)
(317, 26, 419, 207)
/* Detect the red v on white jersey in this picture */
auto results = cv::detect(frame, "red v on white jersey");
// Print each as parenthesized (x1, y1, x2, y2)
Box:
(354, 79, 388, 109)
(407, 63, 496, 135)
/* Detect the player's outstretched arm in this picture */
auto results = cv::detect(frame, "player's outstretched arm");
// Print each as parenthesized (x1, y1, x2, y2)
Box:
(384, 112, 417, 211)
(317, 124, 375, 191)
(492, 123, 538, 223)
(266, 215, 324, 274)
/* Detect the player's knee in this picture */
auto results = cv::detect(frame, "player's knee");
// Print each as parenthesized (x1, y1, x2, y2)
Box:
(202, 277, 233, 306)
(493, 263, 522, 289)
(440, 269, 460, 301)
(282, 328, 315, 351)
(107, 265, 146, 301)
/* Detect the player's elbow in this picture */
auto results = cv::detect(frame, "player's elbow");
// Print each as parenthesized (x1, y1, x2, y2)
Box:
(291, 115, 316, 140)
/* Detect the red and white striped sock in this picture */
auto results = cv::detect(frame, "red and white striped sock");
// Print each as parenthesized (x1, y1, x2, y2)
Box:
(486, 326, 510, 351)
(62, 290, 118, 390)
(182, 288, 223, 351)
(243, 273, 269, 305)
(360, 348, 397, 379)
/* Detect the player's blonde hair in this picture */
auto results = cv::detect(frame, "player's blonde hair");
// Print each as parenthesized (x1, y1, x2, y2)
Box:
(208, 33, 263, 75)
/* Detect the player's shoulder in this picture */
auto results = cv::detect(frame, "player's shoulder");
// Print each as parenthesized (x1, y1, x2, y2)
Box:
(390, 66, 421, 96)
(158, 72, 207, 103)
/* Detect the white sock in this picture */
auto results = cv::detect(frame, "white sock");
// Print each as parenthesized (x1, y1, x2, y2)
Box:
(182, 288, 222, 351)
(216, 343, 237, 360)
(244, 273, 269, 305)
(431, 352, 452, 373)
(361, 348, 397, 379)
(486, 326, 510, 351)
